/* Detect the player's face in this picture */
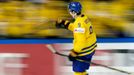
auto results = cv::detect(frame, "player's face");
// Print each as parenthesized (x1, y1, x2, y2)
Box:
(69, 11, 74, 18)
(69, 10, 76, 18)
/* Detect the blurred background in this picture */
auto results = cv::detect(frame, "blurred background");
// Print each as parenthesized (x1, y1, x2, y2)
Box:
(0, 0, 134, 75)
(0, 0, 133, 38)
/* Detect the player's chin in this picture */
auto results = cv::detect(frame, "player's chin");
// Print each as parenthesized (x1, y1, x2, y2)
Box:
(71, 15, 75, 18)
(72, 16, 75, 18)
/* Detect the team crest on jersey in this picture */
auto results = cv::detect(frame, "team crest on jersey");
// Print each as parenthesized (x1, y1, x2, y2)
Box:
(74, 28, 85, 33)
(78, 23, 81, 27)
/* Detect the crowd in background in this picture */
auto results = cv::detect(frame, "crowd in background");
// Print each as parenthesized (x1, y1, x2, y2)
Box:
(0, 0, 134, 38)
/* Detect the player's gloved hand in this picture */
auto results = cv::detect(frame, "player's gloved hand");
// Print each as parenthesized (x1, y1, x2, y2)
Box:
(68, 49, 78, 61)
(56, 19, 70, 29)
(56, 19, 65, 28)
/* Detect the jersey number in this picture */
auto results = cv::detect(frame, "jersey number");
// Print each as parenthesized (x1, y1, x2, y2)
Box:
(89, 26, 93, 34)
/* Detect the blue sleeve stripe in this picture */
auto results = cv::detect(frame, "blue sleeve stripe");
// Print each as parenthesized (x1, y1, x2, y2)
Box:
(0, 38, 134, 44)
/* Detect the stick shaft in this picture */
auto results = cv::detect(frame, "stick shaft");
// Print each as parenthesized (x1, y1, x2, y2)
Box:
(57, 51, 131, 74)
(55, 52, 68, 57)
(91, 62, 131, 74)
(46, 44, 57, 53)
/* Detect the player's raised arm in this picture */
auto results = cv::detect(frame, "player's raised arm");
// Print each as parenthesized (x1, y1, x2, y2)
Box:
(55, 19, 74, 31)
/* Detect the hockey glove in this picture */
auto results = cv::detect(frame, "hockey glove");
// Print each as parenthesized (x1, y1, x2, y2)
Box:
(55, 19, 70, 29)
(68, 49, 78, 61)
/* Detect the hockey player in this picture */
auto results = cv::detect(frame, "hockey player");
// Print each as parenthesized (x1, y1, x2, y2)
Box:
(56, 2, 97, 75)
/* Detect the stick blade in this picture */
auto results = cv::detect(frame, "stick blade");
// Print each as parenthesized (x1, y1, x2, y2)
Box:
(129, 73, 134, 75)
(46, 44, 56, 53)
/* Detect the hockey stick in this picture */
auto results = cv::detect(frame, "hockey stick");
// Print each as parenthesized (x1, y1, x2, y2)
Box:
(46, 44, 134, 75)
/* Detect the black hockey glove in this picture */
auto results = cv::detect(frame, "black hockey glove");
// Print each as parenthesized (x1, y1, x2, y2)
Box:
(68, 49, 78, 61)
(55, 19, 70, 29)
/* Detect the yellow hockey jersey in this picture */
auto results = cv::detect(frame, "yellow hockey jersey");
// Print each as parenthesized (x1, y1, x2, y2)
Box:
(68, 15, 97, 56)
